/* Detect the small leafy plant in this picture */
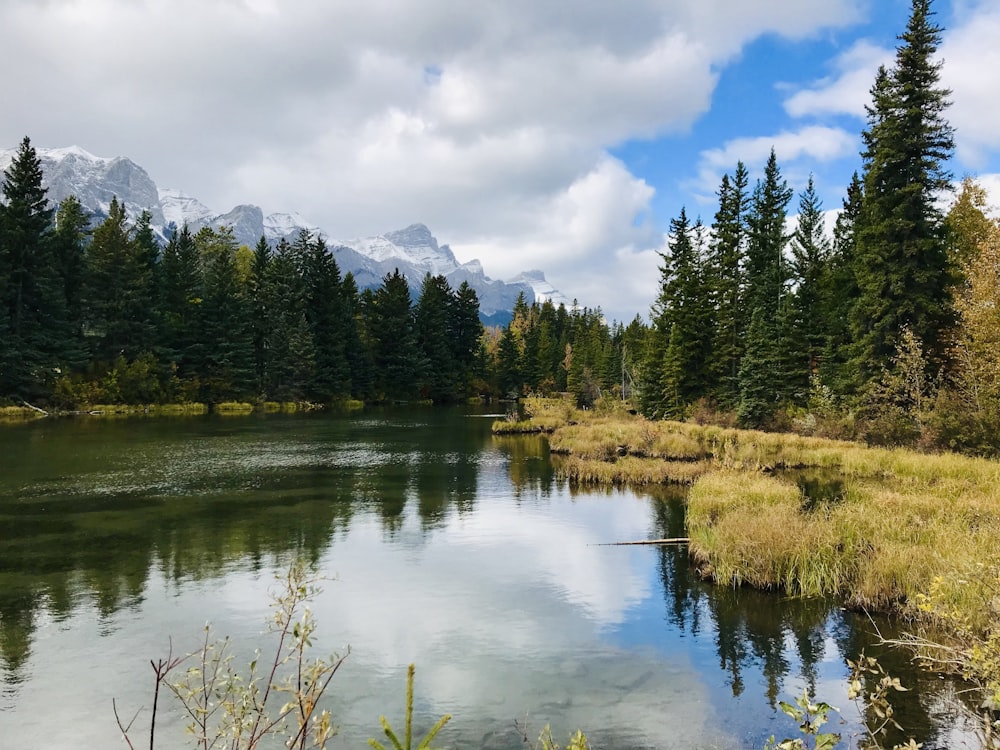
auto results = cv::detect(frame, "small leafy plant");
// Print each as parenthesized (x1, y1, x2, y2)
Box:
(765, 690, 840, 750)
(114, 561, 347, 750)
(368, 663, 451, 750)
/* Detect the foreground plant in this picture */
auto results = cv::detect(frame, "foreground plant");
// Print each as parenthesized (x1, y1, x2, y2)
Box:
(368, 663, 451, 750)
(114, 561, 347, 750)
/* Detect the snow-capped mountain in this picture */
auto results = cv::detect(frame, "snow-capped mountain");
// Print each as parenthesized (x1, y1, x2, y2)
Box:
(0, 144, 568, 318)
(507, 270, 573, 309)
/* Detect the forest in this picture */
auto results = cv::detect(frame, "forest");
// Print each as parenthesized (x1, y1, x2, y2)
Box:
(2, 0, 999, 454)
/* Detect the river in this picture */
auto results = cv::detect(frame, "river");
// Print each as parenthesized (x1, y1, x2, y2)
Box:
(0, 407, 977, 748)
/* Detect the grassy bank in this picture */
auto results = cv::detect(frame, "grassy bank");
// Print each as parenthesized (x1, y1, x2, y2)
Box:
(495, 398, 1000, 699)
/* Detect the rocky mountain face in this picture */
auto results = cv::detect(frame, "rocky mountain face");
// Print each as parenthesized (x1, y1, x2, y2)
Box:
(0, 144, 568, 319)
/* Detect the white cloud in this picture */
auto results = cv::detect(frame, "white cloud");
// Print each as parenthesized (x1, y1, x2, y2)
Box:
(0, 0, 869, 320)
(784, 40, 894, 119)
(942, 5, 1000, 168)
(693, 126, 858, 198)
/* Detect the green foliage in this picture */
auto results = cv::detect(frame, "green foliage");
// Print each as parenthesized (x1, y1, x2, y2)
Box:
(368, 664, 451, 750)
(860, 327, 935, 446)
(115, 561, 347, 750)
(765, 690, 840, 750)
(850, 0, 956, 386)
(528, 725, 590, 750)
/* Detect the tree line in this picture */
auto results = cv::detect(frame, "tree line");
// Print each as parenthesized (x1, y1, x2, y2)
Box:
(4, 0, 1000, 455)
(490, 0, 1000, 455)
(0, 152, 487, 407)
(635, 0, 1000, 454)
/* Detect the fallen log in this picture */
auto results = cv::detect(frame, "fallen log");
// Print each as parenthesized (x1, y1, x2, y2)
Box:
(593, 537, 690, 546)
(21, 400, 49, 417)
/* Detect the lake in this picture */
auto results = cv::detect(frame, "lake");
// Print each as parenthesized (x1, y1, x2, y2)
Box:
(0, 407, 976, 748)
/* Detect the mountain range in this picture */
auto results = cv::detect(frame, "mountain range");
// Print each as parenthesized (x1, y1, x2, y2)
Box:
(0, 145, 570, 322)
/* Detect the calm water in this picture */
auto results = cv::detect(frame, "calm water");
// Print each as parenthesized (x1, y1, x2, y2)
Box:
(0, 408, 977, 749)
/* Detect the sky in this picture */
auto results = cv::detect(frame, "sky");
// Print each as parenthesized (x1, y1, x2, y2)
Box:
(2, 0, 1000, 323)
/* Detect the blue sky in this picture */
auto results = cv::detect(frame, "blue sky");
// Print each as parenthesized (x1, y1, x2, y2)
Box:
(616, 0, 1000, 242)
(1, 0, 998, 322)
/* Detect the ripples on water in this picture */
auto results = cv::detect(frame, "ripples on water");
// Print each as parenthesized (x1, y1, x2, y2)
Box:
(0, 408, 979, 749)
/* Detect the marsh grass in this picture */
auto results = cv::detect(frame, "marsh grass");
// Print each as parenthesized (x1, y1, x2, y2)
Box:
(0, 405, 43, 421)
(505, 399, 1000, 692)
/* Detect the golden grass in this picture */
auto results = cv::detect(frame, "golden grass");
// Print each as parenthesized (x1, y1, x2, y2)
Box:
(687, 467, 1000, 616)
(214, 401, 255, 414)
(506, 400, 1000, 667)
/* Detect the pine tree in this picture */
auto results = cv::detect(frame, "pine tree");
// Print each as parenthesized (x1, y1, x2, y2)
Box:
(788, 175, 831, 397)
(298, 232, 349, 401)
(641, 207, 711, 416)
(159, 224, 203, 382)
(822, 172, 863, 390)
(368, 269, 423, 401)
(84, 197, 157, 363)
(192, 227, 254, 402)
(737, 150, 792, 424)
(342, 272, 374, 401)
(449, 281, 483, 397)
(850, 0, 955, 388)
(706, 163, 749, 407)
(415, 274, 456, 402)
(0, 136, 63, 399)
(52, 195, 91, 370)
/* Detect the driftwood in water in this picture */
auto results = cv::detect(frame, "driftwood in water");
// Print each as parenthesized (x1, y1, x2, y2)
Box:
(594, 537, 689, 546)
(21, 401, 49, 417)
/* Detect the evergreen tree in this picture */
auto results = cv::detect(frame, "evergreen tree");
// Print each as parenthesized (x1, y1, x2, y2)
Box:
(159, 224, 203, 382)
(0, 136, 63, 398)
(248, 235, 272, 395)
(850, 0, 955, 388)
(342, 272, 374, 401)
(823, 172, 864, 390)
(415, 274, 456, 402)
(449, 281, 483, 397)
(192, 227, 254, 402)
(261, 237, 313, 401)
(52, 195, 91, 370)
(299, 232, 349, 401)
(83, 197, 157, 363)
(788, 175, 831, 397)
(744, 149, 792, 321)
(736, 150, 792, 424)
(368, 269, 423, 401)
(641, 207, 711, 417)
(706, 163, 750, 407)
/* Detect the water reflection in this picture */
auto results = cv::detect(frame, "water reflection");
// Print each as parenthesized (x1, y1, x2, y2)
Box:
(0, 409, 974, 748)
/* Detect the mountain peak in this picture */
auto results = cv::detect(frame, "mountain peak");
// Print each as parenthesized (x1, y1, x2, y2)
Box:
(384, 223, 436, 249)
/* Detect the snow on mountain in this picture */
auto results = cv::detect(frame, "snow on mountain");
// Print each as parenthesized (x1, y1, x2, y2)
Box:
(0, 144, 165, 226)
(507, 270, 572, 309)
(265, 212, 319, 238)
(342, 224, 461, 277)
(159, 188, 215, 226)
(2, 143, 572, 317)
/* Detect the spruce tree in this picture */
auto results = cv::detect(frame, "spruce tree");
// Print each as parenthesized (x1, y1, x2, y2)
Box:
(706, 163, 749, 407)
(83, 197, 156, 363)
(368, 269, 423, 401)
(850, 0, 955, 388)
(0, 136, 63, 399)
(415, 274, 456, 402)
(738, 150, 792, 424)
(299, 233, 349, 401)
(52, 195, 91, 370)
(450, 281, 483, 396)
(788, 175, 831, 397)
(823, 172, 864, 390)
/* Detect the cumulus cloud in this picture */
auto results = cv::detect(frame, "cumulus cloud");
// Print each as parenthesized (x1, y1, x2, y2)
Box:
(692, 125, 858, 199)
(0, 0, 867, 319)
(783, 40, 894, 119)
(942, 4, 1000, 168)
